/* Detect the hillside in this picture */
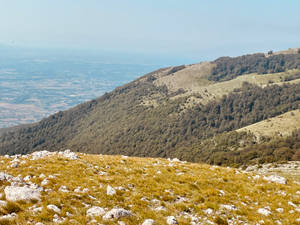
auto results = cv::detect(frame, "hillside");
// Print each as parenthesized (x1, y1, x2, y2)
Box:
(237, 109, 300, 138)
(0, 49, 299, 165)
(0, 150, 299, 224)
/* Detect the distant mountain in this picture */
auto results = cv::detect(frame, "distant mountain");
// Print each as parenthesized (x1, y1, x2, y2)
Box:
(0, 48, 299, 166)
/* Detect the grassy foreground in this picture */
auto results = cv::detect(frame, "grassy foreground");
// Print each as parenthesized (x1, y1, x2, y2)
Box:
(0, 151, 299, 225)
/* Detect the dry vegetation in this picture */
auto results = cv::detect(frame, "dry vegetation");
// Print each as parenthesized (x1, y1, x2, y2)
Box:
(0, 151, 299, 224)
(238, 109, 300, 138)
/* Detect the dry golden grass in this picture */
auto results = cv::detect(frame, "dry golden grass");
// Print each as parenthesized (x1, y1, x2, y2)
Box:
(0, 153, 299, 224)
(237, 109, 300, 138)
(151, 66, 300, 110)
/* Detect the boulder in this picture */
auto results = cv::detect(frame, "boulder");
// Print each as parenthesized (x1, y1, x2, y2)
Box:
(4, 186, 41, 202)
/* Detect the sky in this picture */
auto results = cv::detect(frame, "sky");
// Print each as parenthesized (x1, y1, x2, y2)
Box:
(0, 0, 299, 62)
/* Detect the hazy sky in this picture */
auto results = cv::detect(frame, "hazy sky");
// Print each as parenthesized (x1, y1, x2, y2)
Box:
(0, 0, 299, 61)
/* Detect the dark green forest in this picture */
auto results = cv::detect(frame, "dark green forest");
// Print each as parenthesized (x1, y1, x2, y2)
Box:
(209, 52, 300, 81)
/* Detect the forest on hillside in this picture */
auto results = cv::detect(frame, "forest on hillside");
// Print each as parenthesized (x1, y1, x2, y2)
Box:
(209, 52, 300, 81)
(0, 81, 299, 166)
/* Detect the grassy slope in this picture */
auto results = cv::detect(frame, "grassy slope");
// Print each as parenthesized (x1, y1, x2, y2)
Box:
(0, 152, 299, 224)
(237, 109, 300, 138)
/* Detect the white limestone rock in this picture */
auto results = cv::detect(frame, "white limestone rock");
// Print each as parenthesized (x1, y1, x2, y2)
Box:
(263, 175, 287, 184)
(142, 219, 155, 225)
(53, 214, 65, 223)
(107, 185, 116, 196)
(31, 150, 55, 160)
(23, 175, 31, 182)
(276, 208, 284, 213)
(47, 204, 61, 214)
(0, 172, 13, 181)
(203, 208, 213, 215)
(0, 213, 17, 220)
(257, 208, 272, 216)
(0, 200, 7, 207)
(103, 208, 131, 220)
(58, 185, 69, 193)
(41, 178, 49, 186)
(166, 216, 178, 225)
(59, 149, 78, 160)
(220, 204, 237, 211)
(4, 186, 41, 202)
(86, 206, 106, 217)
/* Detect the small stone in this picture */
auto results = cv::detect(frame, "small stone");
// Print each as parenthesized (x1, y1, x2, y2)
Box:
(0, 200, 7, 207)
(220, 204, 237, 211)
(66, 212, 73, 217)
(58, 185, 69, 193)
(107, 185, 116, 196)
(257, 208, 272, 216)
(276, 208, 284, 213)
(263, 175, 286, 184)
(103, 208, 131, 220)
(47, 204, 61, 214)
(0, 213, 17, 220)
(166, 216, 178, 225)
(24, 175, 31, 181)
(142, 219, 155, 225)
(204, 208, 213, 215)
(41, 178, 49, 186)
(86, 206, 106, 217)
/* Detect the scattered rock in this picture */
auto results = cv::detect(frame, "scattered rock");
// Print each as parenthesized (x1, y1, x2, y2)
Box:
(23, 175, 31, 181)
(41, 178, 49, 186)
(31, 150, 55, 160)
(276, 208, 284, 213)
(0, 172, 13, 181)
(107, 185, 116, 196)
(203, 208, 213, 215)
(0, 200, 7, 208)
(103, 208, 131, 220)
(47, 204, 61, 214)
(58, 185, 69, 193)
(263, 175, 287, 184)
(257, 208, 272, 216)
(0, 213, 17, 220)
(53, 214, 65, 223)
(4, 186, 41, 202)
(142, 219, 155, 225)
(59, 149, 78, 160)
(166, 216, 178, 224)
(86, 206, 106, 217)
(220, 204, 237, 211)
